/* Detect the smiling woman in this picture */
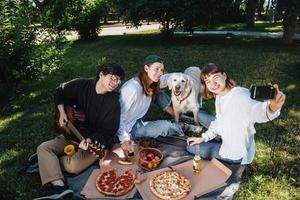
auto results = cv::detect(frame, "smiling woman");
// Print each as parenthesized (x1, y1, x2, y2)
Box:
(118, 55, 209, 154)
(118, 54, 186, 153)
(187, 63, 286, 165)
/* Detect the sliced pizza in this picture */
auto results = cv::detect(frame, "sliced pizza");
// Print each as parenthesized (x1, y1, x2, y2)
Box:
(96, 169, 135, 196)
(150, 171, 191, 200)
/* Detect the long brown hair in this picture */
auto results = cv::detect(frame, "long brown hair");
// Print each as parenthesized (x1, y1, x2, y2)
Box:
(138, 67, 160, 97)
(200, 63, 236, 99)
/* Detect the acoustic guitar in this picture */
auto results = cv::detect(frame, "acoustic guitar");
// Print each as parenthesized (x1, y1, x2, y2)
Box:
(55, 104, 105, 158)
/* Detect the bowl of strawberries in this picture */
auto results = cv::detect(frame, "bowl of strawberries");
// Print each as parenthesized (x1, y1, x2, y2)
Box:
(138, 147, 163, 171)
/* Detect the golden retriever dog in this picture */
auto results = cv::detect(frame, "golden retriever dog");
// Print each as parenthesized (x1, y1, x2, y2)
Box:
(167, 66, 202, 126)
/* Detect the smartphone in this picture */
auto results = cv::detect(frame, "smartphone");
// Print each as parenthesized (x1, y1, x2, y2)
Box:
(250, 84, 276, 100)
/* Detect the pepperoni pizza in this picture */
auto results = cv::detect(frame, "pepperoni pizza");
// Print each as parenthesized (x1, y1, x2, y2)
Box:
(96, 169, 135, 196)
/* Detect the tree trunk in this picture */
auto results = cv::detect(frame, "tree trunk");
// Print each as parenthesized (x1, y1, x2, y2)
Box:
(161, 20, 173, 39)
(282, 15, 297, 45)
(265, 0, 271, 19)
(246, 0, 258, 28)
(257, 0, 265, 19)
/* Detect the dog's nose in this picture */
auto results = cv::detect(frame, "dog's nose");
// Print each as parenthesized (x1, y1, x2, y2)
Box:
(175, 85, 180, 90)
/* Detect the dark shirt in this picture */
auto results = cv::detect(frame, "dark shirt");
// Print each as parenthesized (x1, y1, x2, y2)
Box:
(54, 78, 120, 149)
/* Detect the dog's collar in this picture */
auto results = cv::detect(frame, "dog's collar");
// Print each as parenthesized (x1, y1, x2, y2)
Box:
(176, 89, 192, 104)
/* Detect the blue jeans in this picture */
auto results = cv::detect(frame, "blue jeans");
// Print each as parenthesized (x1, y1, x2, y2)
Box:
(131, 119, 185, 139)
(155, 91, 215, 129)
(131, 91, 216, 139)
(198, 110, 215, 129)
(186, 142, 242, 164)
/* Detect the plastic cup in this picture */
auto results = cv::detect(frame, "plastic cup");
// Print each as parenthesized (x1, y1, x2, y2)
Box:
(64, 144, 76, 156)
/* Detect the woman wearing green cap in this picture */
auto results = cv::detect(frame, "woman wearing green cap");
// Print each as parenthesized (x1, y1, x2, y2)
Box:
(117, 54, 209, 152)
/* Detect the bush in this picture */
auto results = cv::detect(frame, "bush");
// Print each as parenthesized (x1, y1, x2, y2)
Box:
(32, 34, 70, 77)
(0, 0, 36, 83)
(69, 0, 106, 40)
(0, 0, 69, 88)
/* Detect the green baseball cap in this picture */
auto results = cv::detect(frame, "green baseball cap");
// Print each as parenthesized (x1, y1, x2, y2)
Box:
(143, 54, 163, 65)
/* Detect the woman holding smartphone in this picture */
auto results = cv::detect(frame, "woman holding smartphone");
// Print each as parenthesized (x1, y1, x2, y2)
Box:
(187, 63, 286, 164)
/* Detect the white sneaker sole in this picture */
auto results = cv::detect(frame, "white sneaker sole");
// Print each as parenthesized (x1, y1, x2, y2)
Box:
(33, 189, 73, 200)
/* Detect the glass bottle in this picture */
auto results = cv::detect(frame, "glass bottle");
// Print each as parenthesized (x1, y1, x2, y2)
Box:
(193, 155, 201, 173)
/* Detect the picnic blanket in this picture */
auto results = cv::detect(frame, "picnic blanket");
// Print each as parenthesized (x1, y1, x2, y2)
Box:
(26, 136, 246, 200)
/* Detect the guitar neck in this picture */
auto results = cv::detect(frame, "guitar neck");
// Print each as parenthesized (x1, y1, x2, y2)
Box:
(66, 120, 105, 158)
(66, 121, 85, 141)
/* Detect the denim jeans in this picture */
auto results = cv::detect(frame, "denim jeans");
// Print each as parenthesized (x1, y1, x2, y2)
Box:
(131, 119, 185, 139)
(131, 91, 216, 140)
(186, 142, 242, 164)
(198, 110, 215, 129)
(155, 91, 216, 129)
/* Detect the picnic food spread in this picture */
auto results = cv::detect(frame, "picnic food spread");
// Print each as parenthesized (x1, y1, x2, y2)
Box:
(149, 171, 191, 200)
(96, 169, 135, 196)
(139, 147, 163, 170)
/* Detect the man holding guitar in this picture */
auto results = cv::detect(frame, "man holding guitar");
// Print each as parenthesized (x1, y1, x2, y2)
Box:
(34, 63, 125, 200)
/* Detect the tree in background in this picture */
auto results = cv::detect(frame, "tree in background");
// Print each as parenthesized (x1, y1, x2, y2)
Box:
(0, 0, 36, 84)
(0, 0, 69, 93)
(182, 0, 243, 32)
(114, 0, 243, 38)
(114, 0, 184, 38)
(68, 0, 106, 39)
(32, 0, 108, 39)
(277, 0, 300, 44)
(257, 0, 265, 19)
(245, 0, 258, 27)
(147, 0, 184, 38)
(32, 0, 74, 35)
(102, 0, 118, 24)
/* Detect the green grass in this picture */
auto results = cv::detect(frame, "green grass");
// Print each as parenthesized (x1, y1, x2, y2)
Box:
(0, 33, 299, 199)
(193, 20, 300, 33)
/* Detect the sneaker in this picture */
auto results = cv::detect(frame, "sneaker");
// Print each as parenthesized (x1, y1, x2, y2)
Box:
(33, 185, 73, 200)
(25, 162, 39, 175)
(28, 153, 38, 164)
(18, 153, 38, 176)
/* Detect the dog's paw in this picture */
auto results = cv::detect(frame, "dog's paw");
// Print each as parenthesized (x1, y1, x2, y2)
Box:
(187, 125, 203, 133)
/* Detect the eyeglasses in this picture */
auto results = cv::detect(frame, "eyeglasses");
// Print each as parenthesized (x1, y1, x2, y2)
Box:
(109, 74, 122, 85)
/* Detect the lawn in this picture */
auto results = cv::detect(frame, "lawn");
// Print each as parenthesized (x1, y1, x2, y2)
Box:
(193, 20, 300, 33)
(0, 33, 299, 200)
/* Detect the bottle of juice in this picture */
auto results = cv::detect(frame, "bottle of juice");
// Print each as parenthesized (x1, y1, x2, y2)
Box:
(193, 155, 201, 173)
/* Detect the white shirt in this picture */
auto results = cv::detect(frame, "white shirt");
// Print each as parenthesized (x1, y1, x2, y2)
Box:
(201, 87, 280, 164)
(117, 74, 170, 143)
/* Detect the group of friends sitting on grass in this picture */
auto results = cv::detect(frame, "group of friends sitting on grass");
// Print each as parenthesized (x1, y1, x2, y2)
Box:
(32, 54, 286, 200)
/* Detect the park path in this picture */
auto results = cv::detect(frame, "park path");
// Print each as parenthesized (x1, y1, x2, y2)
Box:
(65, 23, 300, 40)
(175, 30, 300, 39)
(65, 24, 160, 40)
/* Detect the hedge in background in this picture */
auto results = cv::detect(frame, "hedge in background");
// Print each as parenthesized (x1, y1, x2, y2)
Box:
(0, 0, 36, 84)
(0, 0, 69, 87)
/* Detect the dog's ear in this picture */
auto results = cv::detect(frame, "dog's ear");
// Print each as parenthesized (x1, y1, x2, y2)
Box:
(184, 75, 192, 91)
(200, 83, 205, 95)
(167, 75, 173, 90)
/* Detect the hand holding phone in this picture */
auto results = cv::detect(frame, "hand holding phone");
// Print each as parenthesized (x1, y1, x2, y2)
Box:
(269, 84, 286, 112)
(250, 84, 276, 100)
